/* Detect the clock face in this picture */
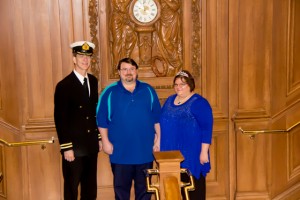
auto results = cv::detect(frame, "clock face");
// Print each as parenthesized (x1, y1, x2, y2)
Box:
(132, 0, 159, 23)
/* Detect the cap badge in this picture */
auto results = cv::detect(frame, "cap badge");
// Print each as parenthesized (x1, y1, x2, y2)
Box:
(82, 42, 90, 51)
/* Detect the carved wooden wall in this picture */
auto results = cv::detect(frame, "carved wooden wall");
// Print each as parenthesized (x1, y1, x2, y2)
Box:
(0, 0, 299, 199)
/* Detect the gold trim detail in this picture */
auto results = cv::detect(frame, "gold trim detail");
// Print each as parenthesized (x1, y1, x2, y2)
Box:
(82, 42, 90, 50)
(180, 168, 195, 200)
(145, 169, 160, 200)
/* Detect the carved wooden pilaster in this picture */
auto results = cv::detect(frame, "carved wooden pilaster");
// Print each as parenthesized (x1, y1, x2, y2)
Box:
(89, 0, 100, 80)
(191, 0, 201, 77)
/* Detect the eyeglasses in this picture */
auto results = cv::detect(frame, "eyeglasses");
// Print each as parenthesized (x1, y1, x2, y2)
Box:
(119, 68, 136, 73)
(173, 83, 187, 88)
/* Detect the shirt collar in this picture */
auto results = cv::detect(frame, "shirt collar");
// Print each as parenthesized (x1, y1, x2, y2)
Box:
(73, 69, 88, 84)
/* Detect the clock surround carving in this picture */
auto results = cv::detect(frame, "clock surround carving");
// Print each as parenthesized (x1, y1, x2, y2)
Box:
(92, 0, 202, 85)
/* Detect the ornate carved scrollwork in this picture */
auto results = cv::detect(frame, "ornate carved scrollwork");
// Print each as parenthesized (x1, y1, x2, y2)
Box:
(191, 0, 201, 77)
(89, 0, 100, 80)
(89, 1, 202, 79)
(109, 0, 184, 78)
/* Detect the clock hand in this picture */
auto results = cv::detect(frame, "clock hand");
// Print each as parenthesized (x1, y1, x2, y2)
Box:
(135, 4, 144, 12)
(141, 3, 146, 13)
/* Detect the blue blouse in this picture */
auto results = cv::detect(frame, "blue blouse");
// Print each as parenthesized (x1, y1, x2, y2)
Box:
(160, 93, 213, 179)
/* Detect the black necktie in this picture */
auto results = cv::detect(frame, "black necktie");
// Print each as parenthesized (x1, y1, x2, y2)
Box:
(83, 78, 89, 97)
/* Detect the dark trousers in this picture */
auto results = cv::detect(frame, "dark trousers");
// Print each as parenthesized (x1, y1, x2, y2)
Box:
(111, 162, 153, 200)
(181, 173, 206, 200)
(62, 153, 98, 200)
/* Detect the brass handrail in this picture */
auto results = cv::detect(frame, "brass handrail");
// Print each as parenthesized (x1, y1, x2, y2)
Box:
(144, 169, 160, 200)
(0, 137, 55, 147)
(239, 121, 300, 139)
(144, 168, 195, 200)
(180, 168, 195, 200)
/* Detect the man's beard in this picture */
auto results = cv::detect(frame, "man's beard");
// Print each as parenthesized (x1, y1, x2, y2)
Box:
(125, 75, 134, 82)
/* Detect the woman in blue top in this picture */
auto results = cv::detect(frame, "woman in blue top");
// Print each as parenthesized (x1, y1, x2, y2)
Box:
(160, 70, 213, 200)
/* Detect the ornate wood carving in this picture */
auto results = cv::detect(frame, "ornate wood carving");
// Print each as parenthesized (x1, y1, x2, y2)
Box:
(93, 0, 202, 95)
(191, 0, 201, 77)
(89, 0, 100, 80)
(110, 0, 137, 78)
(287, 0, 300, 96)
(109, 0, 184, 78)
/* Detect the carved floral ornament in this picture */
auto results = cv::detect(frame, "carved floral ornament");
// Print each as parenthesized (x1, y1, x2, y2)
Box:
(88, 0, 100, 80)
(88, 0, 201, 79)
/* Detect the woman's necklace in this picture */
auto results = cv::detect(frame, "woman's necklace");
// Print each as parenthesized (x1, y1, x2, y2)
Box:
(177, 93, 193, 104)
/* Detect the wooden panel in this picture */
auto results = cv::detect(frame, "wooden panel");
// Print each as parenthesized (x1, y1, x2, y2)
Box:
(97, 152, 114, 199)
(235, 120, 270, 192)
(228, 0, 272, 198)
(289, 126, 300, 180)
(287, 0, 300, 104)
(270, 103, 300, 199)
(2, 0, 95, 126)
(0, 123, 23, 200)
(0, 74, 2, 111)
(206, 120, 229, 199)
(271, 0, 289, 115)
(0, 0, 96, 199)
(228, 3, 299, 199)
(0, 0, 20, 126)
(235, 0, 272, 118)
(25, 133, 61, 200)
(0, 145, 6, 198)
(270, 1, 300, 197)
(204, 0, 229, 119)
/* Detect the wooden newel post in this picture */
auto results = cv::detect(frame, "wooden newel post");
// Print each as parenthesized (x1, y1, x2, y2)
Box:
(153, 150, 184, 200)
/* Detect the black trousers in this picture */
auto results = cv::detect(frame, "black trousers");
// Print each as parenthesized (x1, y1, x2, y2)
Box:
(62, 153, 98, 200)
(181, 173, 206, 200)
(111, 162, 153, 200)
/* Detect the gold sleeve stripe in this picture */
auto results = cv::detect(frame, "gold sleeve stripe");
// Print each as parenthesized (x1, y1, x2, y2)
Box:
(98, 134, 102, 139)
(60, 143, 73, 149)
(60, 145, 73, 149)
(60, 143, 72, 147)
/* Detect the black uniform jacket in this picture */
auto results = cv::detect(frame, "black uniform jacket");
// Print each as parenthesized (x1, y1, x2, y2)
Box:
(54, 71, 100, 157)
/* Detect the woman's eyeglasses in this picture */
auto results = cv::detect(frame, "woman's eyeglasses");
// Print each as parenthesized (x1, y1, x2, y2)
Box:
(173, 83, 187, 88)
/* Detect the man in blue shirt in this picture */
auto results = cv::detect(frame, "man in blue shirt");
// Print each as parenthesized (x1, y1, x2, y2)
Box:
(96, 57, 161, 200)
